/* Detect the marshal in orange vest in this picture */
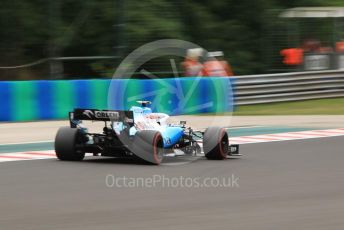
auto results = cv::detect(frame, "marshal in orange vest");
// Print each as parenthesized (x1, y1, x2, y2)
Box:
(280, 48, 304, 66)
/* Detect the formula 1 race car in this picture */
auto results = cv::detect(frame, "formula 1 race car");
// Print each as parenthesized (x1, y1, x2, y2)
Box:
(54, 101, 240, 165)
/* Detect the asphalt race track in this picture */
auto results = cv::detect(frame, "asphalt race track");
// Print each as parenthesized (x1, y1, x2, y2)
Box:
(1, 136, 344, 230)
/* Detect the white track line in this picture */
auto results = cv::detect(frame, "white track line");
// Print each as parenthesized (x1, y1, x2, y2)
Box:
(0, 140, 53, 146)
(229, 128, 344, 144)
(0, 150, 56, 162)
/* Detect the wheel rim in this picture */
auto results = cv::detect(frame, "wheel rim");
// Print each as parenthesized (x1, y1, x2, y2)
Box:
(219, 129, 228, 158)
(153, 134, 164, 164)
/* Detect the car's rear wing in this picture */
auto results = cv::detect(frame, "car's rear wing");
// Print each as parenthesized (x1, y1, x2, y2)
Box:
(69, 108, 134, 124)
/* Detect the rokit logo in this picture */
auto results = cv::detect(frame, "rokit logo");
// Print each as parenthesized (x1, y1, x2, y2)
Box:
(83, 110, 94, 119)
(95, 111, 119, 119)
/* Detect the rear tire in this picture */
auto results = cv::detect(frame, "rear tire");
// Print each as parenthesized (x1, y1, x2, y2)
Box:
(55, 127, 86, 161)
(132, 130, 164, 165)
(203, 127, 228, 160)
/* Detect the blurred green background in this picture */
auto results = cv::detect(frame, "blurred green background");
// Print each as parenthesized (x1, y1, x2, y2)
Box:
(1, 0, 344, 80)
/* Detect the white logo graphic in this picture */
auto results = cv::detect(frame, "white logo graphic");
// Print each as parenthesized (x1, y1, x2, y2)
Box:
(83, 110, 94, 119)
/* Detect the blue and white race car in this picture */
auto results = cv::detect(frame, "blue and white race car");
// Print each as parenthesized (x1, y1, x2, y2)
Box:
(55, 101, 239, 165)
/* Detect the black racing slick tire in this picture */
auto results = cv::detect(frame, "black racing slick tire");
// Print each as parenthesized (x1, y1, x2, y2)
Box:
(132, 130, 164, 165)
(55, 127, 86, 161)
(203, 126, 228, 160)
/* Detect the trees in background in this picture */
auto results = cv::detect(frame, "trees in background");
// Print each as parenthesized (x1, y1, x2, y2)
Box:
(0, 0, 343, 79)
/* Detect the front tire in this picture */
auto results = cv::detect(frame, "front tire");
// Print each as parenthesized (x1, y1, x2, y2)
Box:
(203, 127, 228, 160)
(55, 127, 86, 161)
(132, 130, 164, 165)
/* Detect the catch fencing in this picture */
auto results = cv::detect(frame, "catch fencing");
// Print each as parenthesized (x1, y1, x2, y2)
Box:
(234, 70, 344, 105)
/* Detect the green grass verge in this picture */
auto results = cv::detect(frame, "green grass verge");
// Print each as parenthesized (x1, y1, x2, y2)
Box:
(233, 98, 344, 115)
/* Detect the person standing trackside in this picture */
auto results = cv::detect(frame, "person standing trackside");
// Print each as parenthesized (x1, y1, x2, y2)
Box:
(202, 51, 234, 77)
(181, 48, 204, 76)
